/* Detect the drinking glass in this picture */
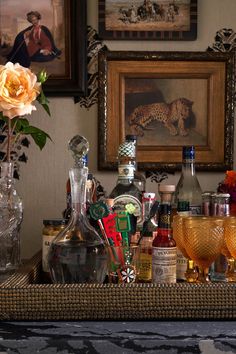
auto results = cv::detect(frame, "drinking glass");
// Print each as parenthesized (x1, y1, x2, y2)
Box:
(183, 216, 224, 282)
(173, 215, 198, 282)
(172, 214, 190, 259)
(107, 245, 140, 284)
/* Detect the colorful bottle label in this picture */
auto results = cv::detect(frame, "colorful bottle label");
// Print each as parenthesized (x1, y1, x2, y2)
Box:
(113, 194, 142, 224)
(152, 246, 177, 283)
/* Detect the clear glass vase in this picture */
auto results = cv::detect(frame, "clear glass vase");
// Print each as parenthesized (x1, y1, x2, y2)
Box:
(48, 135, 108, 283)
(0, 162, 23, 278)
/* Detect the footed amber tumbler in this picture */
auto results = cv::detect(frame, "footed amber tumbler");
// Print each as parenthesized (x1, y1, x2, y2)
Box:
(182, 216, 224, 282)
(172, 215, 198, 282)
(224, 217, 236, 282)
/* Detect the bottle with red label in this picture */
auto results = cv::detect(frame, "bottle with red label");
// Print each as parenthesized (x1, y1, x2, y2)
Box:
(152, 185, 177, 284)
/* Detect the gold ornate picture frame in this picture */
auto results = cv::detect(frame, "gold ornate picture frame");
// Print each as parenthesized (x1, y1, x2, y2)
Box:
(98, 50, 235, 172)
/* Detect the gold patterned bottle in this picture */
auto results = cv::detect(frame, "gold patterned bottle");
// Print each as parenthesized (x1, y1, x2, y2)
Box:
(138, 230, 154, 283)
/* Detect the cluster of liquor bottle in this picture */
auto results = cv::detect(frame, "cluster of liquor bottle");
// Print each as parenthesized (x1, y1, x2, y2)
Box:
(107, 139, 203, 284)
(106, 138, 229, 284)
(42, 133, 231, 284)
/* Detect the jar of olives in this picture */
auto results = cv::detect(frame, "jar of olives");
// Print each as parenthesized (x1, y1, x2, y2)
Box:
(42, 219, 66, 278)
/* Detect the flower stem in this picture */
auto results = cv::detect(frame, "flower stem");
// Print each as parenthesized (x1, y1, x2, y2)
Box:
(7, 118, 11, 163)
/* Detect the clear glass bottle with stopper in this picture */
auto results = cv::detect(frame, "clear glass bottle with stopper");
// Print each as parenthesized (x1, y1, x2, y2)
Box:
(174, 146, 202, 215)
(48, 135, 108, 283)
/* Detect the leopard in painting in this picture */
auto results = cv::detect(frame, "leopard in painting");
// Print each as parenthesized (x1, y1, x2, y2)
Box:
(128, 98, 193, 137)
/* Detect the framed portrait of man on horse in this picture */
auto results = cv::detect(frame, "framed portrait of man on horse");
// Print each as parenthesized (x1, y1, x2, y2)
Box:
(98, 0, 197, 40)
(0, 0, 87, 98)
(97, 50, 235, 172)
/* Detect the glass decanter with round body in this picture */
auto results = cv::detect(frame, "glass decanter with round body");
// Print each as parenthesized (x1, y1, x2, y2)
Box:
(48, 135, 108, 283)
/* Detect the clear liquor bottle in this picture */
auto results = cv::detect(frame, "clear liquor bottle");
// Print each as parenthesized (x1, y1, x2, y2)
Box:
(176, 200, 190, 282)
(174, 146, 202, 215)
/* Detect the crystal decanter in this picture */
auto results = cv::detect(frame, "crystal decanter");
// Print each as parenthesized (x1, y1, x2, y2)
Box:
(0, 162, 23, 276)
(48, 135, 108, 283)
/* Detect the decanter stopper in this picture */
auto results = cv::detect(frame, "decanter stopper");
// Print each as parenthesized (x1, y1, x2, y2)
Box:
(68, 135, 89, 167)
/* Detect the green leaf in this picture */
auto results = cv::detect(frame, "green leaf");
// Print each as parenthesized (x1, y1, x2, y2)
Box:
(14, 118, 30, 132)
(37, 91, 51, 116)
(20, 125, 52, 150)
(31, 132, 47, 150)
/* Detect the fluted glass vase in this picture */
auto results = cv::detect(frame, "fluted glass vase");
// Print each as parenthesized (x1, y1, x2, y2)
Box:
(0, 162, 23, 278)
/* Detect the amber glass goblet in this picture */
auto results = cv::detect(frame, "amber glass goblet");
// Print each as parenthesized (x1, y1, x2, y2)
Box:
(173, 215, 190, 259)
(183, 216, 224, 282)
(224, 217, 236, 282)
(173, 215, 198, 282)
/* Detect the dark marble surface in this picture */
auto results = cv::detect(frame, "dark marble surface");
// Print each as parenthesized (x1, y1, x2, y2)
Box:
(0, 321, 236, 353)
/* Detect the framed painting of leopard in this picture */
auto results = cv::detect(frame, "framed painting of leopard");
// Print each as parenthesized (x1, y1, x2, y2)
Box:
(98, 50, 234, 172)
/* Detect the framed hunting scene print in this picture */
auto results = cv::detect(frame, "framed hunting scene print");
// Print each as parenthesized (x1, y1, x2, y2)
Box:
(98, 0, 197, 40)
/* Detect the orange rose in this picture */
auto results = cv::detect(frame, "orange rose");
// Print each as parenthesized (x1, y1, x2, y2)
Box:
(0, 62, 41, 119)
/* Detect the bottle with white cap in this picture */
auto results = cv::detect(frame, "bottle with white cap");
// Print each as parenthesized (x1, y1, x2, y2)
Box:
(152, 184, 177, 284)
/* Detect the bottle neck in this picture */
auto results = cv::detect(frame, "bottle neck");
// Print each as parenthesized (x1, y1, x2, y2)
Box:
(1, 162, 14, 179)
(117, 161, 135, 184)
(158, 204, 172, 229)
(181, 158, 195, 175)
(69, 166, 88, 215)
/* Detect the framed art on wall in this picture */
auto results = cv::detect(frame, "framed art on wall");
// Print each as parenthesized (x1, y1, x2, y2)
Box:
(98, 0, 197, 40)
(98, 50, 235, 172)
(0, 0, 87, 98)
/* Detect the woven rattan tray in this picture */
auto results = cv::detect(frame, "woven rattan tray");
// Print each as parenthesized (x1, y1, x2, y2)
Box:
(1, 251, 236, 320)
